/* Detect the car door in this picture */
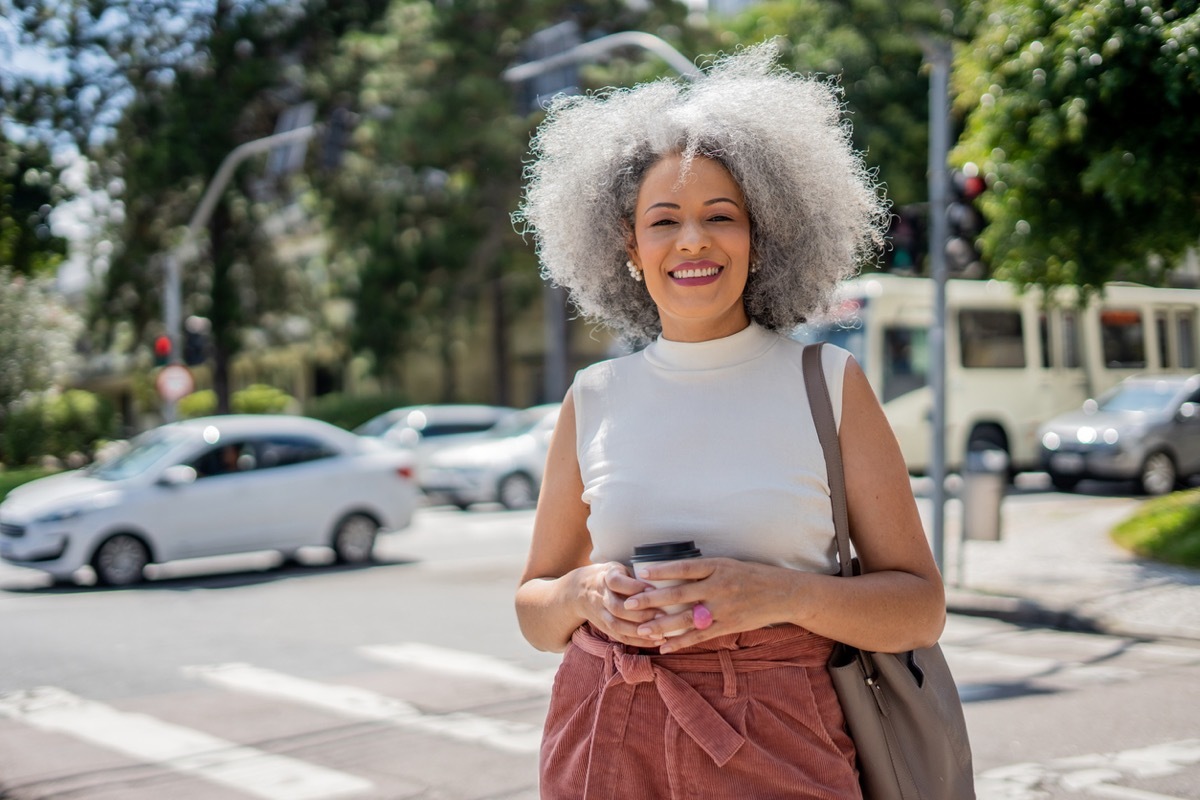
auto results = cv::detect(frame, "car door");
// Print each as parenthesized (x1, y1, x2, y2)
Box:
(164, 439, 272, 558)
(1171, 387, 1200, 476)
(243, 434, 343, 549)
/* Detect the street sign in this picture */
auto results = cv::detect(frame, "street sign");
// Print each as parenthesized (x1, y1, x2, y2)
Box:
(156, 364, 195, 403)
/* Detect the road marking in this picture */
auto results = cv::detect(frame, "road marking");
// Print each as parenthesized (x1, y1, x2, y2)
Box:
(186, 663, 541, 754)
(358, 643, 557, 692)
(0, 686, 372, 800)
(977, 739, 1200, 800)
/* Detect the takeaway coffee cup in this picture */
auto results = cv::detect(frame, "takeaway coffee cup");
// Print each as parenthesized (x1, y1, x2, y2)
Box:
(629, 541, 702, 637)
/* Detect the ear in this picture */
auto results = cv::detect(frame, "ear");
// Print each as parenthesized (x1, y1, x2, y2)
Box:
(623, 224, 639, 267)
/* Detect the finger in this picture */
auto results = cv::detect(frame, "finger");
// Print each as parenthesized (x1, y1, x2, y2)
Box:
(635, 608, 696, 641)
(601, 612, 665, 647)
(624, 583, 698, 611)
(606, 568, 654, 595)
(631, 558, 718, 583)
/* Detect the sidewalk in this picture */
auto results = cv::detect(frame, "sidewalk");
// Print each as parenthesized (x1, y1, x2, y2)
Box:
(921, 478, 1200, 643)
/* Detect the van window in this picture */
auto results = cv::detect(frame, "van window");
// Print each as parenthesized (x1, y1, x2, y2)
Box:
(1179, 312, 1196, 369)
(1157, 312, 1169, 369)
(960, 310, 1025, 368)
(882, 327, 928, 403)
(1063, 310, 1082, 368)
(1100, 308, 1146, 368)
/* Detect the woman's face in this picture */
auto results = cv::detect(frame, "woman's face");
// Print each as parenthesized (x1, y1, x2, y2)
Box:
(627, 154, 752, 342)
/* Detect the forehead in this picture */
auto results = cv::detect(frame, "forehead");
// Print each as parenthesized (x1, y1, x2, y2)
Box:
(637, 155, 743, 204)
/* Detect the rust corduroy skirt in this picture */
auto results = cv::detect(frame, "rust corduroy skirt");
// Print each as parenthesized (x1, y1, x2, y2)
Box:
(539, 623, 862, 799)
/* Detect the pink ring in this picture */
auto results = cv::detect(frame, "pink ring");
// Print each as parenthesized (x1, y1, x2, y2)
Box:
(692, 603, 714, 631)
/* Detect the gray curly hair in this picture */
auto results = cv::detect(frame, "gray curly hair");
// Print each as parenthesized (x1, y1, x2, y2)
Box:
(513, 43, 890, 344)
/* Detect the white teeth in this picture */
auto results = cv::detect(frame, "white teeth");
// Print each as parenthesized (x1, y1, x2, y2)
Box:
(672, 267, 720, 279)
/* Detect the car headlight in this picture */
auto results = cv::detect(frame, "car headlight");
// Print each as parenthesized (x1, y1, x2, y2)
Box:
(35, 506, 87, 524)
(1041, 431, 1061, 450)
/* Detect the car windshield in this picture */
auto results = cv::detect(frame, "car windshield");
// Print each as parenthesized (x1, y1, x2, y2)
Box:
(486, 409, 551, 438)
(87, 429, 188, 481)
(354, 411, 402, 437)
(1097, 382, 1183, 414)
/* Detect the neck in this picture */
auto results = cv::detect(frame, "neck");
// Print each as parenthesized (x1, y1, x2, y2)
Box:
(659, 310, 751, 343)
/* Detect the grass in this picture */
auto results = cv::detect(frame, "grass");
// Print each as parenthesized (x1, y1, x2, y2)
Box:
(1111, 488, 1200, 569)
(0, 467, 59, 504)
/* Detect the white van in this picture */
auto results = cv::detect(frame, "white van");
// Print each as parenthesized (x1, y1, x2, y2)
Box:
(796, 274, 1200, 474)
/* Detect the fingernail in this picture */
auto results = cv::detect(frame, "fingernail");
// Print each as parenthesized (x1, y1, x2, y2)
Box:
(637, 626, 653, 637)
(624, 598, 639, 610)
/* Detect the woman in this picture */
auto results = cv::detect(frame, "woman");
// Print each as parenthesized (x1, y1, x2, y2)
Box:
(513, 45, 945, 799)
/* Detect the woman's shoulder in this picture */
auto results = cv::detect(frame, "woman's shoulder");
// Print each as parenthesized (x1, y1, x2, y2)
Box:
(771, 334, 855, 371)
(574, 349, 645, 390)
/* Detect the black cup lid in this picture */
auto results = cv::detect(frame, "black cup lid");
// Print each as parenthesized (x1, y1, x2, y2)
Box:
(630, 540, 701, 562)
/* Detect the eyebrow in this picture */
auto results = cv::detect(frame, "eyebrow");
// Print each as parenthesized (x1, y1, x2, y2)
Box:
(643, 197, 742, 215)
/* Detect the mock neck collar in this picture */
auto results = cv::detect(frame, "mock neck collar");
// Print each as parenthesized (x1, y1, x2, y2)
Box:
(643, 322, 779, 371)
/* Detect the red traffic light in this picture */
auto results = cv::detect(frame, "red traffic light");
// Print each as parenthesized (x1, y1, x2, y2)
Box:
(962, 175, 986, 200)
(154, 335, 172, 359)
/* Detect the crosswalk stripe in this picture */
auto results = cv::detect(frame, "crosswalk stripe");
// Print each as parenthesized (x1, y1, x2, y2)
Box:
(358, 643, 557, 692)
(0, 686, 372, 800)
(185, 663, 541, 754)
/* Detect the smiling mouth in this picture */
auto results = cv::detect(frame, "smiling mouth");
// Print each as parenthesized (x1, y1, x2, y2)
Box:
(669, 266, 722, 279)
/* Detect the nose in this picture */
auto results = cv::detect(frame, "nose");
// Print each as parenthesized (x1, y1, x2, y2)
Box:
(676, 218, 710, 254)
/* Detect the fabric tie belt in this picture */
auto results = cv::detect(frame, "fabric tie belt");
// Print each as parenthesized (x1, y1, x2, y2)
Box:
(569, 624, 835, 773)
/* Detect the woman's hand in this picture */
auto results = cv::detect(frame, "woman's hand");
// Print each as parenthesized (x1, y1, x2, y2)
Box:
(574, 562, 671, 648)
(622, 557, 806, 654)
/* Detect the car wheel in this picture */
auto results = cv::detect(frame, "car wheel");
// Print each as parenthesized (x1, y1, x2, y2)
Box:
(92, 534, 150, 586)
(1049, 472, 1080, 492)
(497, 473, 537, 510)
(332, 513, 379, 564)
(1140, 452, 1177, 496)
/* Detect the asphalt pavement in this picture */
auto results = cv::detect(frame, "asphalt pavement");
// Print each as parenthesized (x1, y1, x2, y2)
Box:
(931, 475, 1200, 644)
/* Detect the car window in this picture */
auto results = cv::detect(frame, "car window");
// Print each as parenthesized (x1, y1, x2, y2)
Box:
(88, 430, 187, 481)
(1097, 383, 1184, 414)
(189, 441, 257, 479)
(256, 435, 338, 470)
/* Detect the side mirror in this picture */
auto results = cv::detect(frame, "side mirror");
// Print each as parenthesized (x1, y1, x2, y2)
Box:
(158, 465, 198, 487)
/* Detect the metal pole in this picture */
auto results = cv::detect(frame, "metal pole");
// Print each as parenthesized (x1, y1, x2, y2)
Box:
(925, 41, 952, 578)
(161, 124, 317, 421)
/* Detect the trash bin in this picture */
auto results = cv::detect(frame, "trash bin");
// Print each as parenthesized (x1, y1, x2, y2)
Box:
(962, 448, 1007, 541)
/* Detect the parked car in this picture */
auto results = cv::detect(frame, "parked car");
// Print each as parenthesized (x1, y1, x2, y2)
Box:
(419, 403, 561, 510)
(0, 415, 420, 586)
(354, 404, 517, 450)
(1038, 374, 1200, 495)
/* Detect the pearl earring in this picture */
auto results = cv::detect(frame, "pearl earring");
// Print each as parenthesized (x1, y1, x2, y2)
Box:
(626, 260, 643, 282)
(749, 260, 759, 274)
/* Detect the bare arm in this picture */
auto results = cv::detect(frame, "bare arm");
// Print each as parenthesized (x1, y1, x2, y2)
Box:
(626, 357, 945, 654)
(514, 390, 667, 652)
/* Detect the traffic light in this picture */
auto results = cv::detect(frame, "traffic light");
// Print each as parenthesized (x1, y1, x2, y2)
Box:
(947, 164, 987, 277)
(183, 316, 211, 366)
(321, 107, 358, 171)
(153, 335, 172, 367)
(883, 205, 926, 274)
(515, 22, 582, 115)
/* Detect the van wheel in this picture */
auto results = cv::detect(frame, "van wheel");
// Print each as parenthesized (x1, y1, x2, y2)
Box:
(92, 535, 149, 586)
(332, 513, 379, 564)
(497, 473, 537, 510)
(1139, 452, 1177, 496)
(1049, 472, 1080, 492)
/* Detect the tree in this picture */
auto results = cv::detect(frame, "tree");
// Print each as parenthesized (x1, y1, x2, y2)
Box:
(953, 0, 1200, 291)
(0, 134, 70, 277)
(4, 1, 393, 413)
(0, 267, 84, 411)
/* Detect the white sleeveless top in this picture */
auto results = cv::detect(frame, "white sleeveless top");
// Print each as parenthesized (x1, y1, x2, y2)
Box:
(572, 322, 851, 574)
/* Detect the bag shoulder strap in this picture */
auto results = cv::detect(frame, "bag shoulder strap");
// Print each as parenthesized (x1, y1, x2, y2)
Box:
(802, 343, 854, 579)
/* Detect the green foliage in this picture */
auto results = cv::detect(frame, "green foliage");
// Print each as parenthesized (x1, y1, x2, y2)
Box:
(178, 390, 218, 419)
(232, 383, 296, 414)
(1112, 489, 1200, 569)
(304, 392, 411, 431)
(0, 390, 118, 466)
(178, 384, 296, 418)
(0, 267, 85, 410)
(0, 468, 60, 503)
(0, 136, 70, 277)
(953, 0, 1200, 291)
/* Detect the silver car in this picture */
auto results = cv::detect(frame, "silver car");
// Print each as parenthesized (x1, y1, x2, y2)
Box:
(419, 404, 561, 510)
(0, 415, 420, 586)
(1038, 374, 1200, 495)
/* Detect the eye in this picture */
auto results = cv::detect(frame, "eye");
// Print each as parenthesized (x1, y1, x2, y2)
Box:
(649, 218, 678, 227)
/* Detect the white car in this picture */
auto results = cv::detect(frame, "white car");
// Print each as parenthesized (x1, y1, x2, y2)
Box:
(354, 404, 517, 449)
(0, 415, 420, 586)
(419, 404, 561, 510)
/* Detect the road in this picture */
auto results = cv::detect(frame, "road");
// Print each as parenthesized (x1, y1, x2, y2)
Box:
(1, 496, 1198, 799)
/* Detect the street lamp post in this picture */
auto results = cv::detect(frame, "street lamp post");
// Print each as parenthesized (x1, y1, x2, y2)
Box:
(161, 124, 317, 421)
(504, 31, 698, 402)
